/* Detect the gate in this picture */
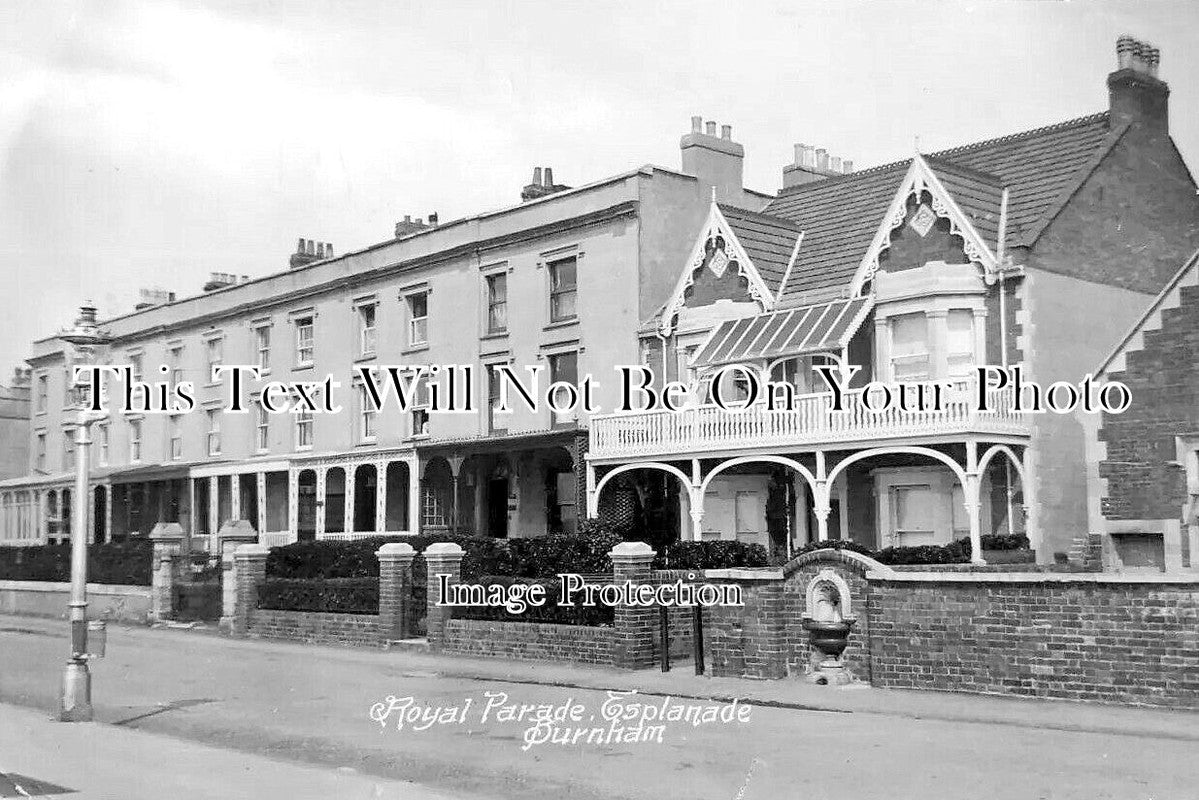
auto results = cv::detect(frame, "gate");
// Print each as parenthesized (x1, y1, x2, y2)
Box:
(173, 552, 222, 622)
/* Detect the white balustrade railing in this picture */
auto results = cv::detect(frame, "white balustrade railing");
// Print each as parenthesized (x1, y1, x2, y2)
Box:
(590, 379, 1028, 459)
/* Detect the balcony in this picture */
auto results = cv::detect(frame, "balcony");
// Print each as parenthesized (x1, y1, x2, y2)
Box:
(588, 379, 1029, 462)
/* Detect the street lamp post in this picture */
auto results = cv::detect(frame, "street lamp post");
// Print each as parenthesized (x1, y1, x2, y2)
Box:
(58, 302, 109, 722)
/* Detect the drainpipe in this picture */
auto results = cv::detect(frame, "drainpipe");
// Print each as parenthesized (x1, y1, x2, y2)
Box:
(996, 188, 1015, 538)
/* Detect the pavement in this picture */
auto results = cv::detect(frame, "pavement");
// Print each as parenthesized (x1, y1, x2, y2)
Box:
(2, 614, 1198, 799)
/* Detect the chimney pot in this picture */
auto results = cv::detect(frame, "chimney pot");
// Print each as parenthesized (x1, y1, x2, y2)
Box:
(816, 148, 829, 171)
(830, 156, 842, 173)
(532, 167, 542, 186)
(721, 124, 732, 140)
(544, 167, 554, 187)
(1117, 35, 1136, 70)
(803, 145, 816, 168)
(842, 159, 854, 174)
(793, 143, 804, 165)
(705, 121, 716, 136)
(691, 115, 702, 133)
(296, 237, 305, 254)
(428, 212, 439, 226)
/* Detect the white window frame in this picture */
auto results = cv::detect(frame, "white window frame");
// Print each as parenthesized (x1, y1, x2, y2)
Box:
(357, 383, 377, 442)
(98, 423, 110, 466)
(294, 315, 315, 367)
(407, 292, 428, 347)
(485, 271, 508, 334)
(169, 416, 183, 460)
(548, 256, 578, 323)
(35, 432, 46, 472)
(36, 374, 48, 413)
(255, 401, 269, 453)
(205, 336, 224, 384)
(206, 409, 221, 456)
(358, 303, 378, 357)
(169, 345, 185, 386)
(129, 419, 143, 463)
(254, 324, 272, 373)
(295, 407, 314, 450)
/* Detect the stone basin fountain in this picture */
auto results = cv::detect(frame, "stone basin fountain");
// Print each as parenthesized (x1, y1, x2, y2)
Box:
(801, 569, 857, 685)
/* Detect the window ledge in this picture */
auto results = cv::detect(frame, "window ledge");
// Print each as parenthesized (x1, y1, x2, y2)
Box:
(353, 353, 377, 364)
(402, 344, 430, 356)
(293, 363, 315, 372)
(543, 318, 579, 332)
(481, 331, 509, 341)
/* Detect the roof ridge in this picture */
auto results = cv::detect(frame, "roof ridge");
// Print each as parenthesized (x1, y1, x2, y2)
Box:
(717, 202, 804, 230)
(929, 111, 1110, 159)
(921, 155, 1005, 185)
(771, 111, 1110, 201)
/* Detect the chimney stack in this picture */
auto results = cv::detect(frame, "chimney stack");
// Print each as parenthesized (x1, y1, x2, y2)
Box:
(203, 272, 241, 292)
(1109, 35, 1169, 134)
(521, 166, 571, 202)
(680, 115, 746, 202)
(134, 287, 176, 311)
(395, 214, 428, 238)
(782, 142, 855, 188)
(288, 238, 333, 269)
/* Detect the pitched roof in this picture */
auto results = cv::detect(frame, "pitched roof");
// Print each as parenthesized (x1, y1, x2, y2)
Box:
(716, 203, 802, 297)
(765, 112, 1118, 301)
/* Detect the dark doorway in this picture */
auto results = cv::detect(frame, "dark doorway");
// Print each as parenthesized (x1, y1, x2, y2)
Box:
(297, 469, 317, 540)
(93, 486, 106, 543)
(487, 478, 508, 538)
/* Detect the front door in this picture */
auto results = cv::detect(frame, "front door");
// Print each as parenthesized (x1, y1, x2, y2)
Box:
(487, 478, 509, 538)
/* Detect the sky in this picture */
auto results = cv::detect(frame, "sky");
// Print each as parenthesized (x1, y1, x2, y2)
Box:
(1, 0, 1197, 379)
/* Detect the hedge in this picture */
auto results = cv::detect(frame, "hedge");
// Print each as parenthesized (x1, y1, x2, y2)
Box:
(257, 577, 379, 614)
(0, 540, 153, 586)
(454, 575, 615, 627)
(654, 540, 769, 570)
(793, 534, 1032, 566)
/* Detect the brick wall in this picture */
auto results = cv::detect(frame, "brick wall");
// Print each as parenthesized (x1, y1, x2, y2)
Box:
(247, 608, 386, 648)
(1098, 282, 1199, 521)
(868, 575, 1199, 708)
(442, 619, 613, 665)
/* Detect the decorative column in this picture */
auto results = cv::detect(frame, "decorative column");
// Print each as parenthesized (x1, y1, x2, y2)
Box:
(689, 459, 703, 541)
(315, 467, 327, 537)
(610, 541, 657, 669)
(585, 462, 597, 518)
(965, 441, 984, 565)
(407, 455, 421, 534)
(377, 542, 415, 642)
(287, 470, 298, 539)
(231, 543, 269, 636)
(344, 464, 356, 534)
(447, 455, 464, 533)
(814, 452, 830, 542)
(1022, 446, 1044, 565)
(255, 472, 267, 537)
(207, 475, 218, 547)
(424, 542, 463, 651)
(230, 475, 241, 522)
(375, 459, 387, 535)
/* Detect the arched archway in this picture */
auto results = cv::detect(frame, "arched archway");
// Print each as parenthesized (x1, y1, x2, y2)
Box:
(384, 461, 410, 533)
(593, 462, 691, 508)
(353, 464, 377, 532)
(826, 446, 968, 488)
(700, 455, 816, 496)
(324, 467, 346, 534)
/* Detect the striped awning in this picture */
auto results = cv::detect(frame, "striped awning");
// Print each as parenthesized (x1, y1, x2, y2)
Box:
(692, 296, 873, 368)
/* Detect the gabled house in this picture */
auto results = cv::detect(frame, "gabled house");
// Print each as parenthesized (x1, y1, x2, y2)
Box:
(586, 36, 1199, 564)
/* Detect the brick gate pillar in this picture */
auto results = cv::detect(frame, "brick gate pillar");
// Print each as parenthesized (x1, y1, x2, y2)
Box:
(231, 543, 269, 636)
(377, 542, 416, 642)
(423, 542, 463, 651)
(610, 541, 656, 669)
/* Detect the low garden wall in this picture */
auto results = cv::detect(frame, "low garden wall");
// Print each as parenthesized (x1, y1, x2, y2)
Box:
(442, 618, 613, 665)
(701, 546, 1199, 709)
(0, 580, 152, 622)
(248, 608, 387, 647)
(868, 572, 1199, 707)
